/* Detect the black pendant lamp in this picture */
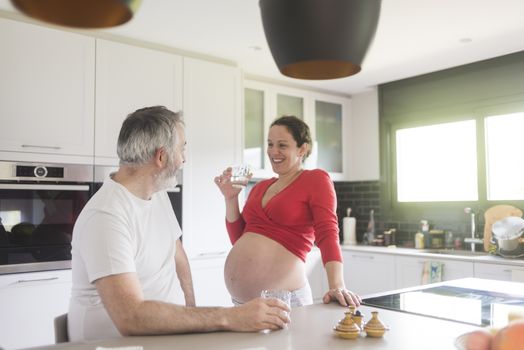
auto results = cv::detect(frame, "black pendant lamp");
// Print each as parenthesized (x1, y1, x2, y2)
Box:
(11, 0, 142, 28)
(259, 0, 381, 80)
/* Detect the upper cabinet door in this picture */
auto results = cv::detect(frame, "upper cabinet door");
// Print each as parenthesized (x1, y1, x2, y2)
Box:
(243, 79, 350, 180)
(277, 93, 304, 120)
(309, 92, 350, 181)
(0, 18, 95, 158)
(95, 39, 182, 164)
(244, 87, 266, 171)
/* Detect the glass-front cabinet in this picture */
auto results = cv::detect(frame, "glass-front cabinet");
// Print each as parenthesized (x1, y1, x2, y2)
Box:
(315, 99, 343, 173)
(243, 79, 349, 180)
(277, 93, 304, 120)
(244, 88, 265, 170)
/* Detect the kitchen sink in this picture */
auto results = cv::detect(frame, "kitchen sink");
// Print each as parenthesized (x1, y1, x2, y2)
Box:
(421, 249, 487, 257)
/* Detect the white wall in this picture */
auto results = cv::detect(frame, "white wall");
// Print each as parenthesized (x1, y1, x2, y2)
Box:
(348, 88, 380, 181)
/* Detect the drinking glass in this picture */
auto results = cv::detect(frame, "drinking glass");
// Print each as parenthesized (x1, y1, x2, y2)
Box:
(260, 289, 291, 332)
(230, 164, 253, 188)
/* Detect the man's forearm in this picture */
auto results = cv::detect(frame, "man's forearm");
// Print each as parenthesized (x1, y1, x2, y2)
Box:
(126, 301, 231, 335)
(175, 240, 196, 306)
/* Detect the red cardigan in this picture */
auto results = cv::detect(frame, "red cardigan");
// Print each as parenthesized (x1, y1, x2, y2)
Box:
(225, 169, 342, 265)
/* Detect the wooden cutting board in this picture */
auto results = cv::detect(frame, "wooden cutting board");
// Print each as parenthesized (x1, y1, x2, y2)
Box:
(484, 205, 523, 251)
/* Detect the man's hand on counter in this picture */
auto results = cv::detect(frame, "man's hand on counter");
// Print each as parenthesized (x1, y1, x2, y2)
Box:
(223, 297, 291, 332)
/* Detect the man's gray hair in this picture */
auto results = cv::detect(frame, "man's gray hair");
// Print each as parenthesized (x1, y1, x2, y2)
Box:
(117, 106, 183, 166)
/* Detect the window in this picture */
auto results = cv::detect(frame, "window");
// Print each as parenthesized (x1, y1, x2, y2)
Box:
(395, 120, 478, 202)
(380, 51, 524, 214)
(244, 88, 265, 169)
(485, 112, 524, 200)
(393, 111, 524, 204)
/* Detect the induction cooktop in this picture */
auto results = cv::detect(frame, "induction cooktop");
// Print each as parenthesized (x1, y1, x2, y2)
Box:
(362, 285, 524, 327)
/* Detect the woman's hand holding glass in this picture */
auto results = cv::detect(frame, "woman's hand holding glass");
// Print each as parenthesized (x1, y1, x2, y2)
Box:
(214, 166, 253, 199)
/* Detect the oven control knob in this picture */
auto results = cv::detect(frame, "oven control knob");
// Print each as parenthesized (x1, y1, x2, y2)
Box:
(34, 166, 48, 178)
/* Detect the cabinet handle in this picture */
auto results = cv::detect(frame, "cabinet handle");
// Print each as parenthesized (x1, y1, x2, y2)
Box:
(21, 144, 61, 150)
(351, 254, 374, 259)
(17, 277, 59, 283)
(198, 251, 227, 258)
(0, 184, 90, 191)
(503, 269, 512, 273)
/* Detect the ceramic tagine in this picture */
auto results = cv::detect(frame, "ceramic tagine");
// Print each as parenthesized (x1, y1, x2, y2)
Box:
(364, 311, 387, 338)
(333, 311, 360, 339)
(352, 309, 364, 328)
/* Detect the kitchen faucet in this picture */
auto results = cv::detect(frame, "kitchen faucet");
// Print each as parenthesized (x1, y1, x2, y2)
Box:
(463, 207, 484, 252)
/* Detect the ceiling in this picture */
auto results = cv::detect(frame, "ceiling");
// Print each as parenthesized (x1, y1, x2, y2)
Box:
(2, 0, 524, 95)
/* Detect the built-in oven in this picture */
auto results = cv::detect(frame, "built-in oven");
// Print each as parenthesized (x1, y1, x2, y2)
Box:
(93, 165, 182, 228)
(0, 161, 93, 274)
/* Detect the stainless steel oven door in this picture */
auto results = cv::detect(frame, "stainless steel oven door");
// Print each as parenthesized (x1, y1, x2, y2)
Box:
(0, 183, 91, 273)
(0, 161, 93, 274)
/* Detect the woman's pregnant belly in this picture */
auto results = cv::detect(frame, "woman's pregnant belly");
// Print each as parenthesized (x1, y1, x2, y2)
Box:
(224, 232, 306, 303)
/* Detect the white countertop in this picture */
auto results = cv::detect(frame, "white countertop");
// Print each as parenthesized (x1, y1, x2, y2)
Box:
(22, 303, 479, 350)
(22, 278, 524, 350)
(341, 244, 524, 267)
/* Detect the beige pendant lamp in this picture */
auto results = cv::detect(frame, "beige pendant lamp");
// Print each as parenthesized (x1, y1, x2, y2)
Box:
(11, 0, 142, 28)
(259, 0, 381, 80)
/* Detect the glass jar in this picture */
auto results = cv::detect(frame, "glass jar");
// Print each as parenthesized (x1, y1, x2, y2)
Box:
(429, 230, 445, 249)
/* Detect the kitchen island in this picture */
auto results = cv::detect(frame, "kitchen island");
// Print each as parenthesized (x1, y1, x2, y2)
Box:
(22, 303, 478, 350)
(22, 286, 493, 350)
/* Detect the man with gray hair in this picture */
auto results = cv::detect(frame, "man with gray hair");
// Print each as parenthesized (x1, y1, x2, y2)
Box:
(68, 106, 289, 341)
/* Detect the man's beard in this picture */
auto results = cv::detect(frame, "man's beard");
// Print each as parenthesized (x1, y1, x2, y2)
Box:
(157, 157, 179, 190)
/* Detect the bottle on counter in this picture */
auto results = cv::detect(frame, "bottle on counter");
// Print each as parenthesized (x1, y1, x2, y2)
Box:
(429, 229, 445, 249)
(445, 230, 454, 249)
(366, 209, 376, 244)
(415, 231, 425, 249)
(421, 220, 430, 248)
(383, 228, 396, 247)
(384, 230, 391, 246)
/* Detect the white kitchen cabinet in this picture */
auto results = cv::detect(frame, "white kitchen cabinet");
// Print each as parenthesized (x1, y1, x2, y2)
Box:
(95, 39, 183, 165)
(348, 88, 380, 181)
(395, 255, 474, 289)
(0, 269, 72, 350)
(190, 255, 232, 307)
(182, 57, 241, 258)
(305, 248, 328, 303)
(474, 262, 524, 282)
(342, 251, 396, 296)
(0, 18, 94, 160)
(243, 79, 351, 181)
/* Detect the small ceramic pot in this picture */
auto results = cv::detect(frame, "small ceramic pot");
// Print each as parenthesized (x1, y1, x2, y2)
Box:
(364, 311, 387, 338)
(334, 311, 360, 340)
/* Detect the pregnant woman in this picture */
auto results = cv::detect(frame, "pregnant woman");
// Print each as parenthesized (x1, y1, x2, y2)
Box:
(214, 116, 360, 307)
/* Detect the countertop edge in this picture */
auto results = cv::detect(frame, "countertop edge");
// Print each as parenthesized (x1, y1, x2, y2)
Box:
(340, 245, 524, 267)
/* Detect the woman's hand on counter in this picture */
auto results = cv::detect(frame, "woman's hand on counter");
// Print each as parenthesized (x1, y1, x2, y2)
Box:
(322, 288, 361, 307)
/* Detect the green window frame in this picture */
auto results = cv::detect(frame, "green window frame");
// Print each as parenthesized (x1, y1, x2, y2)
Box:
(380, 103, 524, 220)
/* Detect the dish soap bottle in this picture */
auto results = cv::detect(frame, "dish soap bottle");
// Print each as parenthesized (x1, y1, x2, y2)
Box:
(421, 220, 430, 249)
(415, 231, 425, 249)
(366, 210, 376, 244)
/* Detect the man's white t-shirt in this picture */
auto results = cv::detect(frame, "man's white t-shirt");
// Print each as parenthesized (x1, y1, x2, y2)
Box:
(68, 176, 182, 341)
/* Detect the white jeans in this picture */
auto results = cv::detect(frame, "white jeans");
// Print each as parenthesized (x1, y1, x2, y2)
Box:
(232, 281, 313, 307)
